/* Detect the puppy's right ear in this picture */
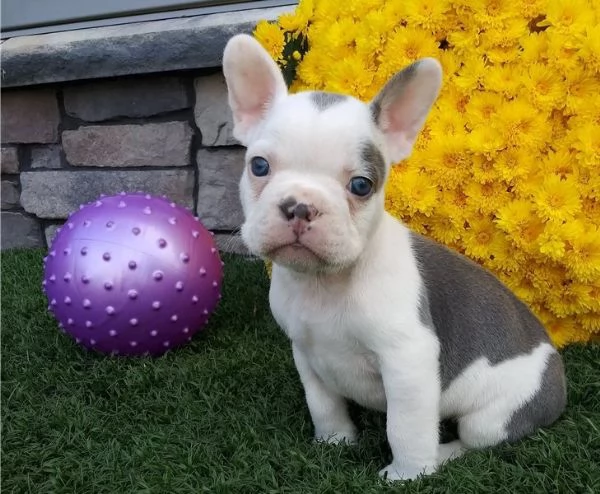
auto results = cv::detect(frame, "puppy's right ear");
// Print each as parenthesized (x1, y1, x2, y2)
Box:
(223, 34, 288, 145)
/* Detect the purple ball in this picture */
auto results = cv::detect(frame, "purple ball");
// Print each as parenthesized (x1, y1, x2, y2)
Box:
(42, 193, 223, 356)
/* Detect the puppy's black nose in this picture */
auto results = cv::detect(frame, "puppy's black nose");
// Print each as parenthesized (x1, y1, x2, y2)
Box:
(279, 197, 318, 222)
(293, 203, 310, 221)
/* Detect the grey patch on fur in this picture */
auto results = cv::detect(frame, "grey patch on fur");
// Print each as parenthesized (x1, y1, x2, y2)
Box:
(505, 352, 567, 441)
(418, 289, 434, 330)
(360, 141, 386, 192)
(310, 91, 347, 111)
(370, 61, 419, 124)
(410, 232, 555, 390)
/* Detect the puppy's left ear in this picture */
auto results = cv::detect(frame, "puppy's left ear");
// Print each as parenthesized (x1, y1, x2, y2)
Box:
(370, 58, 442, 163)
(222, 34, 288, 145)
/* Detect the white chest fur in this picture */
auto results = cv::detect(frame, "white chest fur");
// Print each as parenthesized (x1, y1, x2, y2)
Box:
(270, 273, 388, 411)
(268, 218, 431, 413)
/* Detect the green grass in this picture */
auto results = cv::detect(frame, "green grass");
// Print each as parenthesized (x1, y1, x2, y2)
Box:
(2, 249, 599, 494)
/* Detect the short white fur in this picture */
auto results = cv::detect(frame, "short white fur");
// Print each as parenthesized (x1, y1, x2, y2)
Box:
(222, 34, 565, 481)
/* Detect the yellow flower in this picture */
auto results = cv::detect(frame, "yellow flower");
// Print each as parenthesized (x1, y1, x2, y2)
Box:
(565, 70, 600, 115)
(538, 224, 567, 261)
(480, 18, 528, 63)
(454, 55, 487, 91)
(403, 0, 451, 35)
(464, 180, 511, 214)
(355, 33, 382, 69)
(254, 21, 285, 61)
(388, 168, 439, 216)
(534, 175, 582, 222)
(296, 50, 328, 88)
(313, 1, 343, 23)
(483, 64, 522, 98)
(471, 153, 499, 184)
(540, 0, 595, 34)
(278, 0, 313, 33)
(466, 125, 504, 155)
(583, 197, 600, 221)
(563, 225, 600, 283)
(518, 0, 546, 19)
(431, 188, 470, 237)
(521, 64, 566, 111)
(473, 0, 518, 23)
(512, 276, 539, 305)
(492, 147, 534, 184)
(546, 277, 598, 320)
(579, 25, 600, 73)
(413, 120, 435, 151)
(545, 317, 580, 347)
(546, 32, 581, 73)
(540, 149, 576, 179)
(312, 17, 361, 53)
(336, 0, 384, 20)
(496, 199, 545, 251)
(419, 137, 472, 188)
(528, 263, 565, 294)
(427, 210, 463, 244)
(465, 91, 505, 128)
(436, 50, 461, 81)
(579, 314, 600, 334)
(363, 7, 399, 36)
(447, 27, 482, 56)
(487, 233, 525, 273)
(325, 55, 374, 98)
(428, 113, 466, 140)
(519, 31, 549, 63)
(492, 99, 549, 150)
(463, 215, 506, 261)
(436, 85, 470, 116)
(380, 27, 440, 70)
(403, 212, 431, 235)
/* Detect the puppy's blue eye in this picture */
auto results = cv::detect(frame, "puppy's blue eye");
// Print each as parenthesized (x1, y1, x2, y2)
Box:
(250, 156, 270, 177)
(348, 176, 373, 197)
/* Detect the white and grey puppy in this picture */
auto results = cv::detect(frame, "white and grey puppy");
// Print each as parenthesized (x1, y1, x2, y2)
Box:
(222, 34, 567, 481)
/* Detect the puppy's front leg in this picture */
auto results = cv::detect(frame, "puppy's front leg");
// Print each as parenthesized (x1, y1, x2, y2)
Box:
(378, 343, 440, 481)
(292, 344, 357, 444)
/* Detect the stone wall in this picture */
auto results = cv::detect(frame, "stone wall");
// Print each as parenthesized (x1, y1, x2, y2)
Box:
(0, 70, 248, 254)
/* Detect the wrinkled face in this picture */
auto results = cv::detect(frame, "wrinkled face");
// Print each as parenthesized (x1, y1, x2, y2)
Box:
(222, 35, 442, 274)
(239, 93, 387, 272)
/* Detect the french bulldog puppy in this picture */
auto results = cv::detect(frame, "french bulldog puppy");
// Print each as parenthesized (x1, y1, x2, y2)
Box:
(222, 34, 567, 481)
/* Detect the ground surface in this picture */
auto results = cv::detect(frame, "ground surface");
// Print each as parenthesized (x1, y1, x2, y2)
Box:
(2, 249, 599, 493)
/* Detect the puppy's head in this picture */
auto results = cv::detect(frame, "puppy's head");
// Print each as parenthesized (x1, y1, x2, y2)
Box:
(223, 34, 442, 273)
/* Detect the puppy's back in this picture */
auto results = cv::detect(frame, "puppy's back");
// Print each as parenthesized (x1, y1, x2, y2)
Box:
(409, 232, 558, 386)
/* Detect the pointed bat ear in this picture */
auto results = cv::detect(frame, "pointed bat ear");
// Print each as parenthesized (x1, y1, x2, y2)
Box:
(370, 58, 442, 163)
(222, 34, 288, 145)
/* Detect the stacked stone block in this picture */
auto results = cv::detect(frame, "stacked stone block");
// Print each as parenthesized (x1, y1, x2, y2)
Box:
(1, 72, 248, 254)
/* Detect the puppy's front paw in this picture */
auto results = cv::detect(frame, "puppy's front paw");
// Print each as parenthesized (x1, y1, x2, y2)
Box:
(314, 430, 357, 445)
(378, 462, 436, 482)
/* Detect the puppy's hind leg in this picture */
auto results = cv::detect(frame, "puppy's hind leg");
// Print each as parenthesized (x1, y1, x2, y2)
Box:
(437, 440, 467, 465)
(458, 345, 566, 449)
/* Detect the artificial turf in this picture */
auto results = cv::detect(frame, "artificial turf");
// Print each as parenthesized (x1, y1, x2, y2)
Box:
(1, 248, 599, 494)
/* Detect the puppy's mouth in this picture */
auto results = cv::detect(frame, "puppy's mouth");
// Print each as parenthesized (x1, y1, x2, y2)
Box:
(266, 241, 327, 266)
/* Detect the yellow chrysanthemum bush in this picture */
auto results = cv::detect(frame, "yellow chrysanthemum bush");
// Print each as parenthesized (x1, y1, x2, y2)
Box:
(254, 0, 600, 347)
